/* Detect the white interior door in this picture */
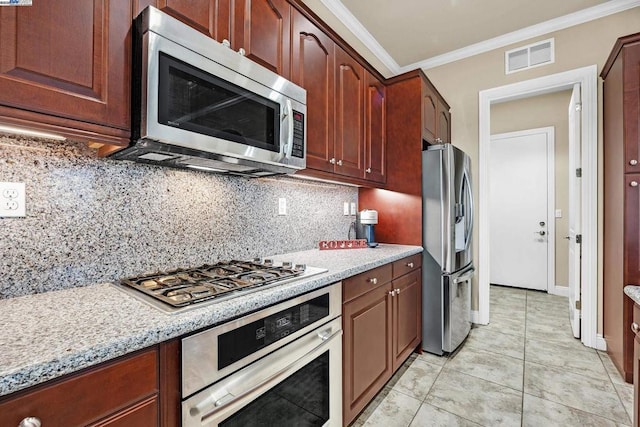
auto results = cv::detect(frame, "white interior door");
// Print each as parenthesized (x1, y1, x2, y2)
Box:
(568, 83, 582, 338)
(489, 129, 553, 290)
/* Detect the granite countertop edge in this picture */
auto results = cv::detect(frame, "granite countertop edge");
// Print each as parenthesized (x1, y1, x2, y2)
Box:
(0, 244, 422, 397)
(624, 285, 640, 305)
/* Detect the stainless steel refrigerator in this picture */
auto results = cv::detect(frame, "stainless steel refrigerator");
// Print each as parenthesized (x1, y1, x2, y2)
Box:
(422, 144, 474, 355)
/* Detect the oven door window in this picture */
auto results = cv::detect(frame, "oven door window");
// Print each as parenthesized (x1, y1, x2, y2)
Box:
(158, 52, 280, 153)
(220, 351, 329, 426)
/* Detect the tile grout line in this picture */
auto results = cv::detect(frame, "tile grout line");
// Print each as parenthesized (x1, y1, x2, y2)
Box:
(521, 290, 528, 427)
(597, 350, 634, 425)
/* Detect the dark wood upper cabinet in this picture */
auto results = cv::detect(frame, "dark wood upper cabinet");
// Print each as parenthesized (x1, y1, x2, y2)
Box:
(438, 99, 451, 144)
(422, 87, 438, 144)
(334, 46, 365, 179)
(290, 8, 334, 173)
(233, 0, 291, 77)
(0, 0, 132, 144)
(421, 78, 450, 145)
(364, 71, 386, 184)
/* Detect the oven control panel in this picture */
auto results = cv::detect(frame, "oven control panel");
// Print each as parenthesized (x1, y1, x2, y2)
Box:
(217, 293, 329, 370)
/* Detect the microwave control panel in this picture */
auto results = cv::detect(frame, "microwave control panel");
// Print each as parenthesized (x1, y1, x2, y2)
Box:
(292, 111, 305, 158)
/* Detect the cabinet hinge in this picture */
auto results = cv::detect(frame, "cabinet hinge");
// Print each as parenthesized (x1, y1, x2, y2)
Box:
(575, 300, 581, 310)
(576, 168, 582, 178)
(576, 234, 582, 244)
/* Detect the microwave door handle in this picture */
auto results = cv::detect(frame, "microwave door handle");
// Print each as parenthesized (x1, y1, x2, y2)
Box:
(282, 99, 294, 159)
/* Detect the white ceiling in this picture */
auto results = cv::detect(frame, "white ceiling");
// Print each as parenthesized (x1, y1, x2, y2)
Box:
(306, 0, 640, 74)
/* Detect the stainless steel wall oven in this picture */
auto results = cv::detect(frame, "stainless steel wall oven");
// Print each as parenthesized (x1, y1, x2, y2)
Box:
(182, 283, 342, 426)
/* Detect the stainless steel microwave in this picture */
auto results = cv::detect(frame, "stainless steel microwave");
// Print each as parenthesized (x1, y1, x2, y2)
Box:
(112, 6, 307, 177)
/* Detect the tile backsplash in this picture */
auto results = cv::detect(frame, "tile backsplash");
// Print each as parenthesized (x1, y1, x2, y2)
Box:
(0, 135, 357, 298)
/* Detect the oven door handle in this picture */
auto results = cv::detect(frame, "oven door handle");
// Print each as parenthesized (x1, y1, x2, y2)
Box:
(280, 99, 294, 160)
(186, 319, 342, 423)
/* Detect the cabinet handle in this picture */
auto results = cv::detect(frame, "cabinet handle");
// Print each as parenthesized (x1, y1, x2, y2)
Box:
(365, 167, 372, 173)
(368, 277, 378, 285)
(630, 159, 638, 166)
(19, 418, 41, 427)
(395, 288, 400, 294)
(435, 138, 443, 143)
(329, 158, 336, 165)
(337, 159, 343, 166)
(631, 181, 638, 187)
(632, 322, 640, 334)
(388, 290, 394, 296)
(407, 262, 414, 268)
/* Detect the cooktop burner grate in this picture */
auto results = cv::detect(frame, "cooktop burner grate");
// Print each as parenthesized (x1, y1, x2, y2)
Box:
(119, 259, 324, 310)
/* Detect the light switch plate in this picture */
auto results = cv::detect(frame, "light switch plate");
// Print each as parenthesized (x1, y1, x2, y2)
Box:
(0, 182, 26, 217)
(343, 202, 349, 216)
(350, 202, 357, 216)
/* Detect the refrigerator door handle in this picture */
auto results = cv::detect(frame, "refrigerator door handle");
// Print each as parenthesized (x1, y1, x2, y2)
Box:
(463, 171, 474, 250)
(453, 267, 475, 284)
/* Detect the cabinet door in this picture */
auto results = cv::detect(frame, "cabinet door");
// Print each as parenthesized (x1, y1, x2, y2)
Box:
(392, 270, 422, 371)
(0, 0, 131, 132)
(136, 0, 231, 43)
(421, 82, 438, 144)
(334, 46, 365, 178)
(626, 174, 640, 286)
(0, 349, 158, 427)
(343, 284, 393, 426)
(290, 9, 334, 173)
(233, 0, 290, 77)
(623, 43, 640, 173)
(437, 99, 451, 144)
(364, 71, 386, 184)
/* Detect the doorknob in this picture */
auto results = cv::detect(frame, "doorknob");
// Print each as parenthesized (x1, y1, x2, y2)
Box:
(535, 230, 546, 236)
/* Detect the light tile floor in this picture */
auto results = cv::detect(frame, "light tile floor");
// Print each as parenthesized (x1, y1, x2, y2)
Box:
(351, 285, 634, 426)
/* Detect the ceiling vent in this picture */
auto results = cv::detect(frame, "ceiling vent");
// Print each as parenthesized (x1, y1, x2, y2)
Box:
(505, 38, 554, 74)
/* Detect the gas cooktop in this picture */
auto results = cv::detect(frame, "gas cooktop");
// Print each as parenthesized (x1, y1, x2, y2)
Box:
(116, 259, 328, 314)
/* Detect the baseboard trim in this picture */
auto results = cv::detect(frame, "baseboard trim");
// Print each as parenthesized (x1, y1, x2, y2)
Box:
(471, 310, 486, 325)
(549, 285, 569, 297)
(595, 334, 607, 351)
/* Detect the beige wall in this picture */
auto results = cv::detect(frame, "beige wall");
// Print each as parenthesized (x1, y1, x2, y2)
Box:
(491, 90, 572, 288)
(425, 8, 640, 332)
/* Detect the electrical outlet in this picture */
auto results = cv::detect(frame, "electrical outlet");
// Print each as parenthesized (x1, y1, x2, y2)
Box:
(343, 202, 349, 216)
(0, 182, 26, 217)
(278, 197, 287, 215)
(350, 202, 357, 216)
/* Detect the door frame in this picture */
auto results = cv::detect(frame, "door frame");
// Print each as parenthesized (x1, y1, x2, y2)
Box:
(489, 127, 556, 294)
(478, 65, 599, 349)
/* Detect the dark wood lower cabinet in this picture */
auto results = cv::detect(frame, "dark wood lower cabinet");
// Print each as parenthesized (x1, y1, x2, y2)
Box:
(342, 255, 422, 426)
(633, 301, 640, 427)
(0, 347, 165, 427)
(343, 283, 393, 425)
(392, 270, 421, 371)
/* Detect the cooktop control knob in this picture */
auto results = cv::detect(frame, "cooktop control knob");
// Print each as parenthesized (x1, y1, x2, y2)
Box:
(294, 264, 307, 271)
(264, 259, 273, 266)
(282, 261, 293, 269)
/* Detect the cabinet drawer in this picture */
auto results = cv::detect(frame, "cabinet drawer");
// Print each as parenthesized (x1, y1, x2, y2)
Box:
(343, 264, 393, 303)
(392, 254, 422, 278)
(0, 348, 158, 427)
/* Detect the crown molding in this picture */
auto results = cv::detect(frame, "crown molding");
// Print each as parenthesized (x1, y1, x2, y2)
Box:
(318, 0, 401, 74)
(319, 0, 640, 76)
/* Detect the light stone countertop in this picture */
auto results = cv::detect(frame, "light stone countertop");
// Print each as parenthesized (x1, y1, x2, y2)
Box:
(624, 285, 640, 305)
(0, 244, 422, 397)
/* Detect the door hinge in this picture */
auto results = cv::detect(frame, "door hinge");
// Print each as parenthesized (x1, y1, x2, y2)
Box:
(576, 168, 582, 178)
(575, 300, 581, 310)
(575, 102, 582, 112)
(576, 234, 582, 244)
